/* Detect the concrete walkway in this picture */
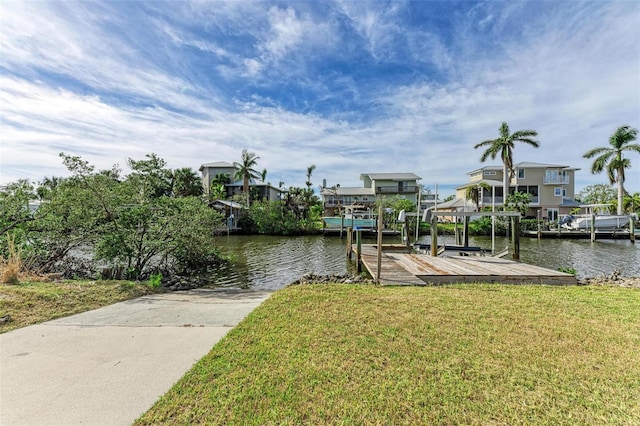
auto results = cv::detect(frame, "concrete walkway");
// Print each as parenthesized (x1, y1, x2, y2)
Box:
(0, 288, 272, 426)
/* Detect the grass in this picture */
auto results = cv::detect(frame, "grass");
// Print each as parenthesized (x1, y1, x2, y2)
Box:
(0, 233, 22, 284)
(0, 280, 162, 333)
(136, 284, 640, 426)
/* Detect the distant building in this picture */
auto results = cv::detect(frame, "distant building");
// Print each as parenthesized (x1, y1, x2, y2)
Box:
(320, 172, 422, 215)
(454, 162, 581, 220)
(199, 161, 284, 202)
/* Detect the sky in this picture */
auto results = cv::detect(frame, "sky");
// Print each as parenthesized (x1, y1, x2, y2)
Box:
(1, 0, 639, 198)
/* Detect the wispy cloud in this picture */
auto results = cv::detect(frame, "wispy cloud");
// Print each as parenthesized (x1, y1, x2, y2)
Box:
(1, 0, 638, 195)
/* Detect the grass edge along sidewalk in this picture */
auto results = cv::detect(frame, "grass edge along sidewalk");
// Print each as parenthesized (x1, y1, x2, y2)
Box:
(136, 283, 640, 426)
(0, 280, 161, 333)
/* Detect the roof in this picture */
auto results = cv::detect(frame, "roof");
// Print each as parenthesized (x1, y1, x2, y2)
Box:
(321, 187, 375, 196)
(435, 198, 476, 210)
(212, 200, 245, 209)
(456, 179, 502, 190)
(515, 162, 580, 170)
(227, 179, 285, 191)
(360, 173, 421, 181)
(559, 199, 583, 208)
(199, 161, 235, 171)
(467, 162, 580, 174)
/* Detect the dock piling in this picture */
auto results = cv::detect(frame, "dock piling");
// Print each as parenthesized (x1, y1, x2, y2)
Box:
(356, 230, 362, 273)
(430, 214, 438, 257)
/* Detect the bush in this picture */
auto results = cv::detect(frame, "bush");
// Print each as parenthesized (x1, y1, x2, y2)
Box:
(0, 233, 21, 284)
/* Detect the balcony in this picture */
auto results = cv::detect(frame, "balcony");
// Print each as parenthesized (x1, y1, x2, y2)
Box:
(323, 200, 375, 208)
(375, 185, 419, 194)
(480, 196, 539, 205)
(543, 176, 569, 185)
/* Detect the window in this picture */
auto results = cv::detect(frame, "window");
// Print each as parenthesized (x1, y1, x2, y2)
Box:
(554, 187, 566, 197)
(547, 208, 559, 221)
(517, 168, 525, 179)
(484, 171, 497, 176)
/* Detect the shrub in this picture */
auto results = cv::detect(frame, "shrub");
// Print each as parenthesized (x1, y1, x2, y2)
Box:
(0, 233, 21, 284)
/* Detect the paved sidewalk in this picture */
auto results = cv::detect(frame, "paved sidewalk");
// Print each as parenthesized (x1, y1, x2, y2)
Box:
(0, 288, 272, 426)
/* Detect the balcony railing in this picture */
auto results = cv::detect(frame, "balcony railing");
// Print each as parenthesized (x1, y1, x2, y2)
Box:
(323, 200, 375, 207)
(375, 186, 419, 194)
(543, 176, 569, 185)
(481, 196, 539, 205)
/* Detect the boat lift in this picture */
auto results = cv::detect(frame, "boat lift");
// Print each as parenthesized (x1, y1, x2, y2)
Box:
(422, 210, 523, 260)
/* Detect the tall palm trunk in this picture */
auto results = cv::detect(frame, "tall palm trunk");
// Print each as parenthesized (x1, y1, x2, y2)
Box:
(617, 167, 624, 215)
(502, 163, 509, 206)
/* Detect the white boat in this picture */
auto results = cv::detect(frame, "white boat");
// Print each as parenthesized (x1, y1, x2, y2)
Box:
(562, 204, 631, 231)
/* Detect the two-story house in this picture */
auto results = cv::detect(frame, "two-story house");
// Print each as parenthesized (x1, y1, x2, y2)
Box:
(321, 172, 421, 215)
(454, 162, 581, 221)
(199, 161, 284, 202)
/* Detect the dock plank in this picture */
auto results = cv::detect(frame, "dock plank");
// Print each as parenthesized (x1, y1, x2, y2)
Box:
(354, 244, 576, 285)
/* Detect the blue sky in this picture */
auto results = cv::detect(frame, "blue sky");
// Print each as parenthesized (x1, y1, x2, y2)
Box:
(1, 0, 639, 197)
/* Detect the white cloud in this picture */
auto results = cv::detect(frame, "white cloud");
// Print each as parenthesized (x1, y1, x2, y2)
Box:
(1, 0, 638, 198)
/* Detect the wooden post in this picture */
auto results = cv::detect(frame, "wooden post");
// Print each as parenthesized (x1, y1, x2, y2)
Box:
(630, 216, 635, 243)
(590, 213, 596, 242)
(340, 215, 344, 239)
(512, 216, 520, 261)
(430, 213, 438, 257)
(454, 221, 460, 245)
(346, 227, 352, 259)
(356, 230, 362, 273)
(463, 216, 469, 247)
(376, 205, 383, 284)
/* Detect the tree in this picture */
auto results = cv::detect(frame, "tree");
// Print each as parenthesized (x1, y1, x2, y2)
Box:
(172, 167, 203, 198)
(36, 176, 64, 200)
(127, 153, 173, 199)
(577, 184, 616, 205)
(623, 192, 640, 214)
(583, 125, 640, 215)
(474, 122, 539, 206)
(233, 149, 261, 203)
(305, 165, 316, 189)
(0, 180, 36, 235)
(465, 182, 491, 212)
(505, 191, 532, 217)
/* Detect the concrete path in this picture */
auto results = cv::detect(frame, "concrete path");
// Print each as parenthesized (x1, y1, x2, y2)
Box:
(0, 288, 272, 426)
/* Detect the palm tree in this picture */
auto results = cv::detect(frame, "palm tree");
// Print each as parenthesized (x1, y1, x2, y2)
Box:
(233, 149, 261, 201)
(465, 182, 491, 212)
(583, 125, 639, 215)
(305, 165, 316, 189)
(474, 122, 539, 205)
(623, 192, 640, 214)
(172, 167, 203, 197)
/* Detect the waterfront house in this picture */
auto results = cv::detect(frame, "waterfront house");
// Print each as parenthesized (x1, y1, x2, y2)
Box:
(199, 161, 284, 202)
(454, 162, 581, 221)
(321, 172, 422, 216)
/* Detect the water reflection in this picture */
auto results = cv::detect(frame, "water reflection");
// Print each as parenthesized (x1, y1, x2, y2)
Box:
(206, 234, 640, 290)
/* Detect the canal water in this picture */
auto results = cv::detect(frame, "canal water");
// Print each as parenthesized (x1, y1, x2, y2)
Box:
(207, 234, 640, 290)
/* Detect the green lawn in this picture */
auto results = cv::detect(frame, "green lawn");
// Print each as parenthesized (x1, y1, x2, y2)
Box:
(0, 280, 160, 333)
(136, 284, 640, 425)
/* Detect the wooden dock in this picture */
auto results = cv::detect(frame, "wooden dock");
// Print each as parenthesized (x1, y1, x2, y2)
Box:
(356, 244, 577, 285)
(522, 229, 638, 240)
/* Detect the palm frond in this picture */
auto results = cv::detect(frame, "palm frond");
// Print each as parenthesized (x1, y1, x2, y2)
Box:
(583, 147, 611, 159)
